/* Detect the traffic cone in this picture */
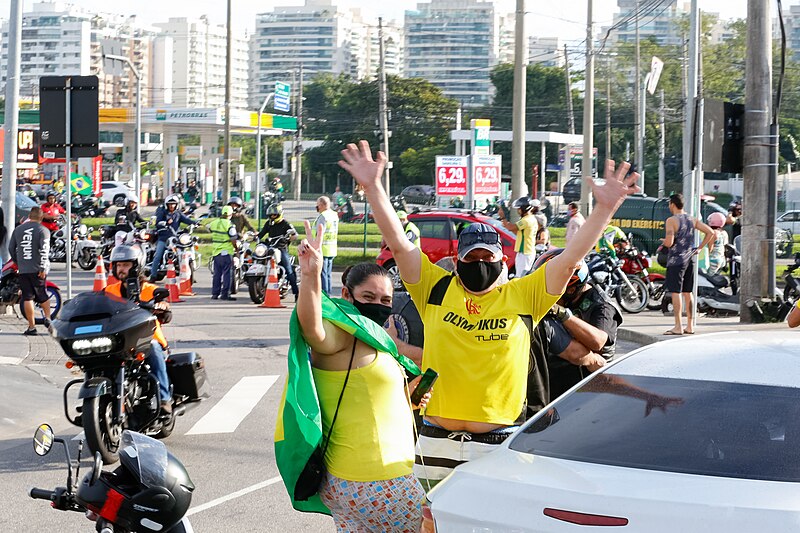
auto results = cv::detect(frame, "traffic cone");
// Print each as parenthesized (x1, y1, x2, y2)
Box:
(93, 261, 108, 292)
(260, 258, 285, 308)
(166, 262, 184, 303)
(179, 254, 195, 296)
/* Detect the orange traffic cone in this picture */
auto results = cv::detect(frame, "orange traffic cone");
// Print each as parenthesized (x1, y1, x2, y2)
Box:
(260, 258, 285, 308)
(93, 261, 108, 291)
(166, 262, 184, 303)
(179, 254, 195, 296)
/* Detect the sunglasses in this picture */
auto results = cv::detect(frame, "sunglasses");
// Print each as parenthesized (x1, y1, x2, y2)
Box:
(458, 231, 501, 248)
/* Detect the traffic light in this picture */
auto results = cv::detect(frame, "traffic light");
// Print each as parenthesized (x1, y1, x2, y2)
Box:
(699, 98, 744, 174)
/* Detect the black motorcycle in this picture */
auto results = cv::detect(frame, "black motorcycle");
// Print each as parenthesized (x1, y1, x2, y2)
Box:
(244, 231, 299, 304)
(586, 251, 649, 313)
(30, 424, 195, 532)
(55, 289, 208, 464)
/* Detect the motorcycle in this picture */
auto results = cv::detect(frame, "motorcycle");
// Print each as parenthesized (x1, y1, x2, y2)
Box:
(586, 251, 649, 313)
(66, 195, 110, 219)
(30, 424, 195, 532)
(0, 260, 62, 323)
(56, 290, 208, 464)
(783, 252, 800, 304)
(616, 238, 665, 311)
(244, 231, 299, 304)
(148, 225, 198, 283)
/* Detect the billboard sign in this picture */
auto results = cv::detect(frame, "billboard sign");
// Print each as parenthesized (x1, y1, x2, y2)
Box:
(435, 156, 468, 196)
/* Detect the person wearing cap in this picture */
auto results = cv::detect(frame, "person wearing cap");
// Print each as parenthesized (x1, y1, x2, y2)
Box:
(397, 210, 421, 249)
(338, 140, 641, 490)
(210, 205, 239, 300)
(499, 196, 539, 276)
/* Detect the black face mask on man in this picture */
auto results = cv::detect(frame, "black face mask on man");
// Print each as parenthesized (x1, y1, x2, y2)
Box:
(456, 259, 503, 293)
(352, 298, 393, 326)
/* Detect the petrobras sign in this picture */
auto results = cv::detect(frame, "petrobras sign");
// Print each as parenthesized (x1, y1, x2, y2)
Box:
(151, 108, 220, 124)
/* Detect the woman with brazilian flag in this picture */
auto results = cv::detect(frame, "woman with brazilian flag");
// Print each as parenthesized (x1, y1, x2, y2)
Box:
(274, 219, 431, 532)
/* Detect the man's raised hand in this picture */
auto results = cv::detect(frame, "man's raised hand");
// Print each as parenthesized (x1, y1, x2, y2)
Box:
(588, 159, 641, 212)
(338, 140, 387, 192)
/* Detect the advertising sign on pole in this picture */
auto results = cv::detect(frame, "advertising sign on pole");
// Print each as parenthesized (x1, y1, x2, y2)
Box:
(435, 156, 468, 196)
(470, 119, 491, 156)
(473, 154, 502, 196)
(274, 81, 291, 113)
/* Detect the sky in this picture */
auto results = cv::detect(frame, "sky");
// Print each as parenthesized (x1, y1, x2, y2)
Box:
(0, 0, 754, 40)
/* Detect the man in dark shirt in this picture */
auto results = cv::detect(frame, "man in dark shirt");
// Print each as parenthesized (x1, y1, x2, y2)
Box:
(9, 206, 51, 335)
(114, 198, 147, 236)
(257, 204, 298, 301)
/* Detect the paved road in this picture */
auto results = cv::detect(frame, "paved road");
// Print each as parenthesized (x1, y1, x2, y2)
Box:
(0, 263, 642, 532)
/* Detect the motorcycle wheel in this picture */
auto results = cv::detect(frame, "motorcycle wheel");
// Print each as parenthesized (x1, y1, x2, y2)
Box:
(77, 250, 97, 271)
(20, 285, 61, 324)
(646, 279, 666, 311)
(248, 277, 266, 304)
(616, 276, 649, 313)
(82, 395, 122, 464)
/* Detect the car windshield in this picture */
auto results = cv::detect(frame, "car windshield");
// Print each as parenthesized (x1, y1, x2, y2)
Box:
(15, 192, 38, 208)
(509, 373, 800, 482)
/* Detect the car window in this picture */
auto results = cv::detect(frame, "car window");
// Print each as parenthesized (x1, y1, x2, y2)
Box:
(417, 219, 451, 240)
(101, 183, 112, 190)
(509, 374, 800, 482)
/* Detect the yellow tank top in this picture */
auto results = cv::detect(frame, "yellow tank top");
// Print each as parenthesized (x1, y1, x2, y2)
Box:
(312, 351, 414, 482)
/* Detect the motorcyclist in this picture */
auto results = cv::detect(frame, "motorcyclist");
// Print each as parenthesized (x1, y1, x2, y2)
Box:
(227, 196, 255, 234)
(397, 210, 421, 249)
(113, 198, 147, 246)
(104, 244, 173, 414)
(727, 201, 742, 240)
(450, 196, 465, 209)
(499, 196, 539, 276)
(149, 195, 197, 283)
(596, 224, 628, 259)
(41, 191, 65, 234)
(257, 203, 299, 301)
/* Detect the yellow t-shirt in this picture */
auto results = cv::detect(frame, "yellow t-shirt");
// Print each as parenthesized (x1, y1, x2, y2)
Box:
(312, 351, 414, 482)
(516, 214, 538, 255)
(405, 254, 560, 425)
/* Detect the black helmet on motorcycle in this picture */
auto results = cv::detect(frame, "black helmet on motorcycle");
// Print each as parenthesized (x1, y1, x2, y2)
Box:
(77, 431, 194, 533)
(46, 190, 57, 200)
(110, 244, 144, 280)
(266, 203, 283, 223)
(533, 248, 589, 300)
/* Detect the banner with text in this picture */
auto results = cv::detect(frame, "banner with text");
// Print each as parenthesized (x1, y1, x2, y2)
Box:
(435, 156, 468, 196)
(473, 154, 502, 196)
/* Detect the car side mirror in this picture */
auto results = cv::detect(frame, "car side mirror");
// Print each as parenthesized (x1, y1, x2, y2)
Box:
(33, 423, 54, 456)
(153, 288, 170, 303)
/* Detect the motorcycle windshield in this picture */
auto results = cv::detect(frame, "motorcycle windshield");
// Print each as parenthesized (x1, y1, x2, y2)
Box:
(119, 431, 168, 489)
(57, 291, 135, 321)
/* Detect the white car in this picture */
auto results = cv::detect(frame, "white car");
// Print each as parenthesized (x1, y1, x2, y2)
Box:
(427, 331, 800, 532)
(777, 210, 800, 235)
(100, 180, 136, 207)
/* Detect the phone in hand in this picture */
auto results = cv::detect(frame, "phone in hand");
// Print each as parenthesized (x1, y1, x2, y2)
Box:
(410, 368, 439, 405)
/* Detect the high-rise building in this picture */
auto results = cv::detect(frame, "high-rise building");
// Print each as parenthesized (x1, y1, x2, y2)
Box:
(360, 20, 403, 80)
(781, 4, 800, 57)
(249, 0, 372, 110)
(404, 0, 504, 107)
(154, 16, 249, 109)
(605, 0, 683, 47)
(528, 37, 566, 68)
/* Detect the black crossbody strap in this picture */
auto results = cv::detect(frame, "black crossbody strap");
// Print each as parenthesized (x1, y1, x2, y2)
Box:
(321, 338, 356, 455)
(427, 274, 455, 306)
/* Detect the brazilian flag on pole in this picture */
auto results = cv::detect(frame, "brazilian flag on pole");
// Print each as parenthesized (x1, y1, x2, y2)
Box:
(274, 293, 420, 514)
(70, 172, 92, 196)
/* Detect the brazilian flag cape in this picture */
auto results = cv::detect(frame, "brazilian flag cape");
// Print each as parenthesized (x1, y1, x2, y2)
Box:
(274, 293, 421, 515)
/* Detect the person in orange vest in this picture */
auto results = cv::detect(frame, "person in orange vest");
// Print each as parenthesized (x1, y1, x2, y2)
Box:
(104, 244, 174, 414)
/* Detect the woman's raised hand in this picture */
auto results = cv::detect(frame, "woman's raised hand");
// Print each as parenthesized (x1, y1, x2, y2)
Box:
(298, 220, 325, 276)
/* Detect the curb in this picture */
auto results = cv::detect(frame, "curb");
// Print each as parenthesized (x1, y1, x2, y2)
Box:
(618, 327, 660, 346)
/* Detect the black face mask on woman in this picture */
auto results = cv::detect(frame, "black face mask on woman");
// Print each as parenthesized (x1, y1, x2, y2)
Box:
(352, 299, 393, 326)
(456, 259, 503, 293)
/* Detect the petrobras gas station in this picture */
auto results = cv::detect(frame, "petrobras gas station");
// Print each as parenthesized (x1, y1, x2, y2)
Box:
(0, 107, 297, 203)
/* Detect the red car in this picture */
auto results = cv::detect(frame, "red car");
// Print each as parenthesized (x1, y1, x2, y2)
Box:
(376, 209, 517, 289)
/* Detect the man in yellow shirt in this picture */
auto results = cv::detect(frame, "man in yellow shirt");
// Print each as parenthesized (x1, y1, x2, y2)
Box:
(499, 196, 539, 276)
(338, 140, 641, 490)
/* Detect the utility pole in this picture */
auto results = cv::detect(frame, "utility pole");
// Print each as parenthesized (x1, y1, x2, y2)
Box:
(293, 64, 304, 201)
(658, 88, 666, 197)
(104, 53, 142, 202)
(1, 0, 22, 262)
(682, 23, 697, 202)
(222, 0, 232, 201)
(581, 0, 595, 216)
(378, 18, 391, 193)
(606, 52, 612, 161)
(634, 0, 642, 175)
(511, 0, 528, 210)
(564, 44, 575, 135)
(741, 0, 773, 323)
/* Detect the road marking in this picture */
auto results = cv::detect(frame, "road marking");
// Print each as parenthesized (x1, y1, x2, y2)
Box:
(0, 356, 23, 365)
(72, 431, 85, 441)
(186, 375, 279, 435)
(186, 476, 282, 516)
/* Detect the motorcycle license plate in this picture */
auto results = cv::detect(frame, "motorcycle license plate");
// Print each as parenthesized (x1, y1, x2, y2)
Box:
(246, 264, 267, 277)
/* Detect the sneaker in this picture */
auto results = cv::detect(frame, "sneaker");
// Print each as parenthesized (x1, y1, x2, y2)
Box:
(211, 295, 219, 300)
(43, 318, 51, 329)
(23, 327, 38, 336)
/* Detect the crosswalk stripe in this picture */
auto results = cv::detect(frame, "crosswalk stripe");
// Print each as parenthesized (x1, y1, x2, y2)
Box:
(186, 375, 279, 435)
(0, 356, 23, 365)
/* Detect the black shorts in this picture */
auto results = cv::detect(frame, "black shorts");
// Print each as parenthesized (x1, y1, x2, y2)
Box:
(665, 259, 696, 294)
(19, 272, 49, 304)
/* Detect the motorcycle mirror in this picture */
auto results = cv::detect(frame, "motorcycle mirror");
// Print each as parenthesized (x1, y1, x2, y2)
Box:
(33, 423, 55, 456)
(627, 232, 633, 241)
(153, 288, 170, 303)
(89, 451, 102, 486)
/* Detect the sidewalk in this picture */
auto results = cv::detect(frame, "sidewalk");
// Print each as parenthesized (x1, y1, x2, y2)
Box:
(617, 309, 793, 346)
(0, 309, 64, 366)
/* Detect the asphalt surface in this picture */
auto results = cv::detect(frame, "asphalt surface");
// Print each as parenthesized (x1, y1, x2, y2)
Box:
(0, 262, 642, 532)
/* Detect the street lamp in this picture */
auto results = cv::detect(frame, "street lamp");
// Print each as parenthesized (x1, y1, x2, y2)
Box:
(256, 92, 275, 228)
(103, 52, 142, 203)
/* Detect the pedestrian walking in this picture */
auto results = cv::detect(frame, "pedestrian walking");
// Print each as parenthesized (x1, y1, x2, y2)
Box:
(661, 193, 715, 336)
(210, 205, 238, 301)
(564, 202, 585, 244)
(314, 196, 339, 295)
(9, 207, 51, 335)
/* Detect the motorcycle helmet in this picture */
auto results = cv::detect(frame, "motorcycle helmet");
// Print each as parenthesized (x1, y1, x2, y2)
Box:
(127, 197, 138, 209)
(707, 212, 726, 229)
(511, 196, 533, 214)
(110, 244, 144, 280)
(165, 195, 181, 208)
(46, 191, 57, 201)
(77, 431, 194, 533)
(266, 203, 284, 223)
(227, 196, 244, 210)
(533, 248, 589, 299)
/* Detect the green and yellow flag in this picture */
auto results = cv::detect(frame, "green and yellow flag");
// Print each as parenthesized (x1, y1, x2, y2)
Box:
(70, 173, 92, 196)
(274, 293, 420, 515)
